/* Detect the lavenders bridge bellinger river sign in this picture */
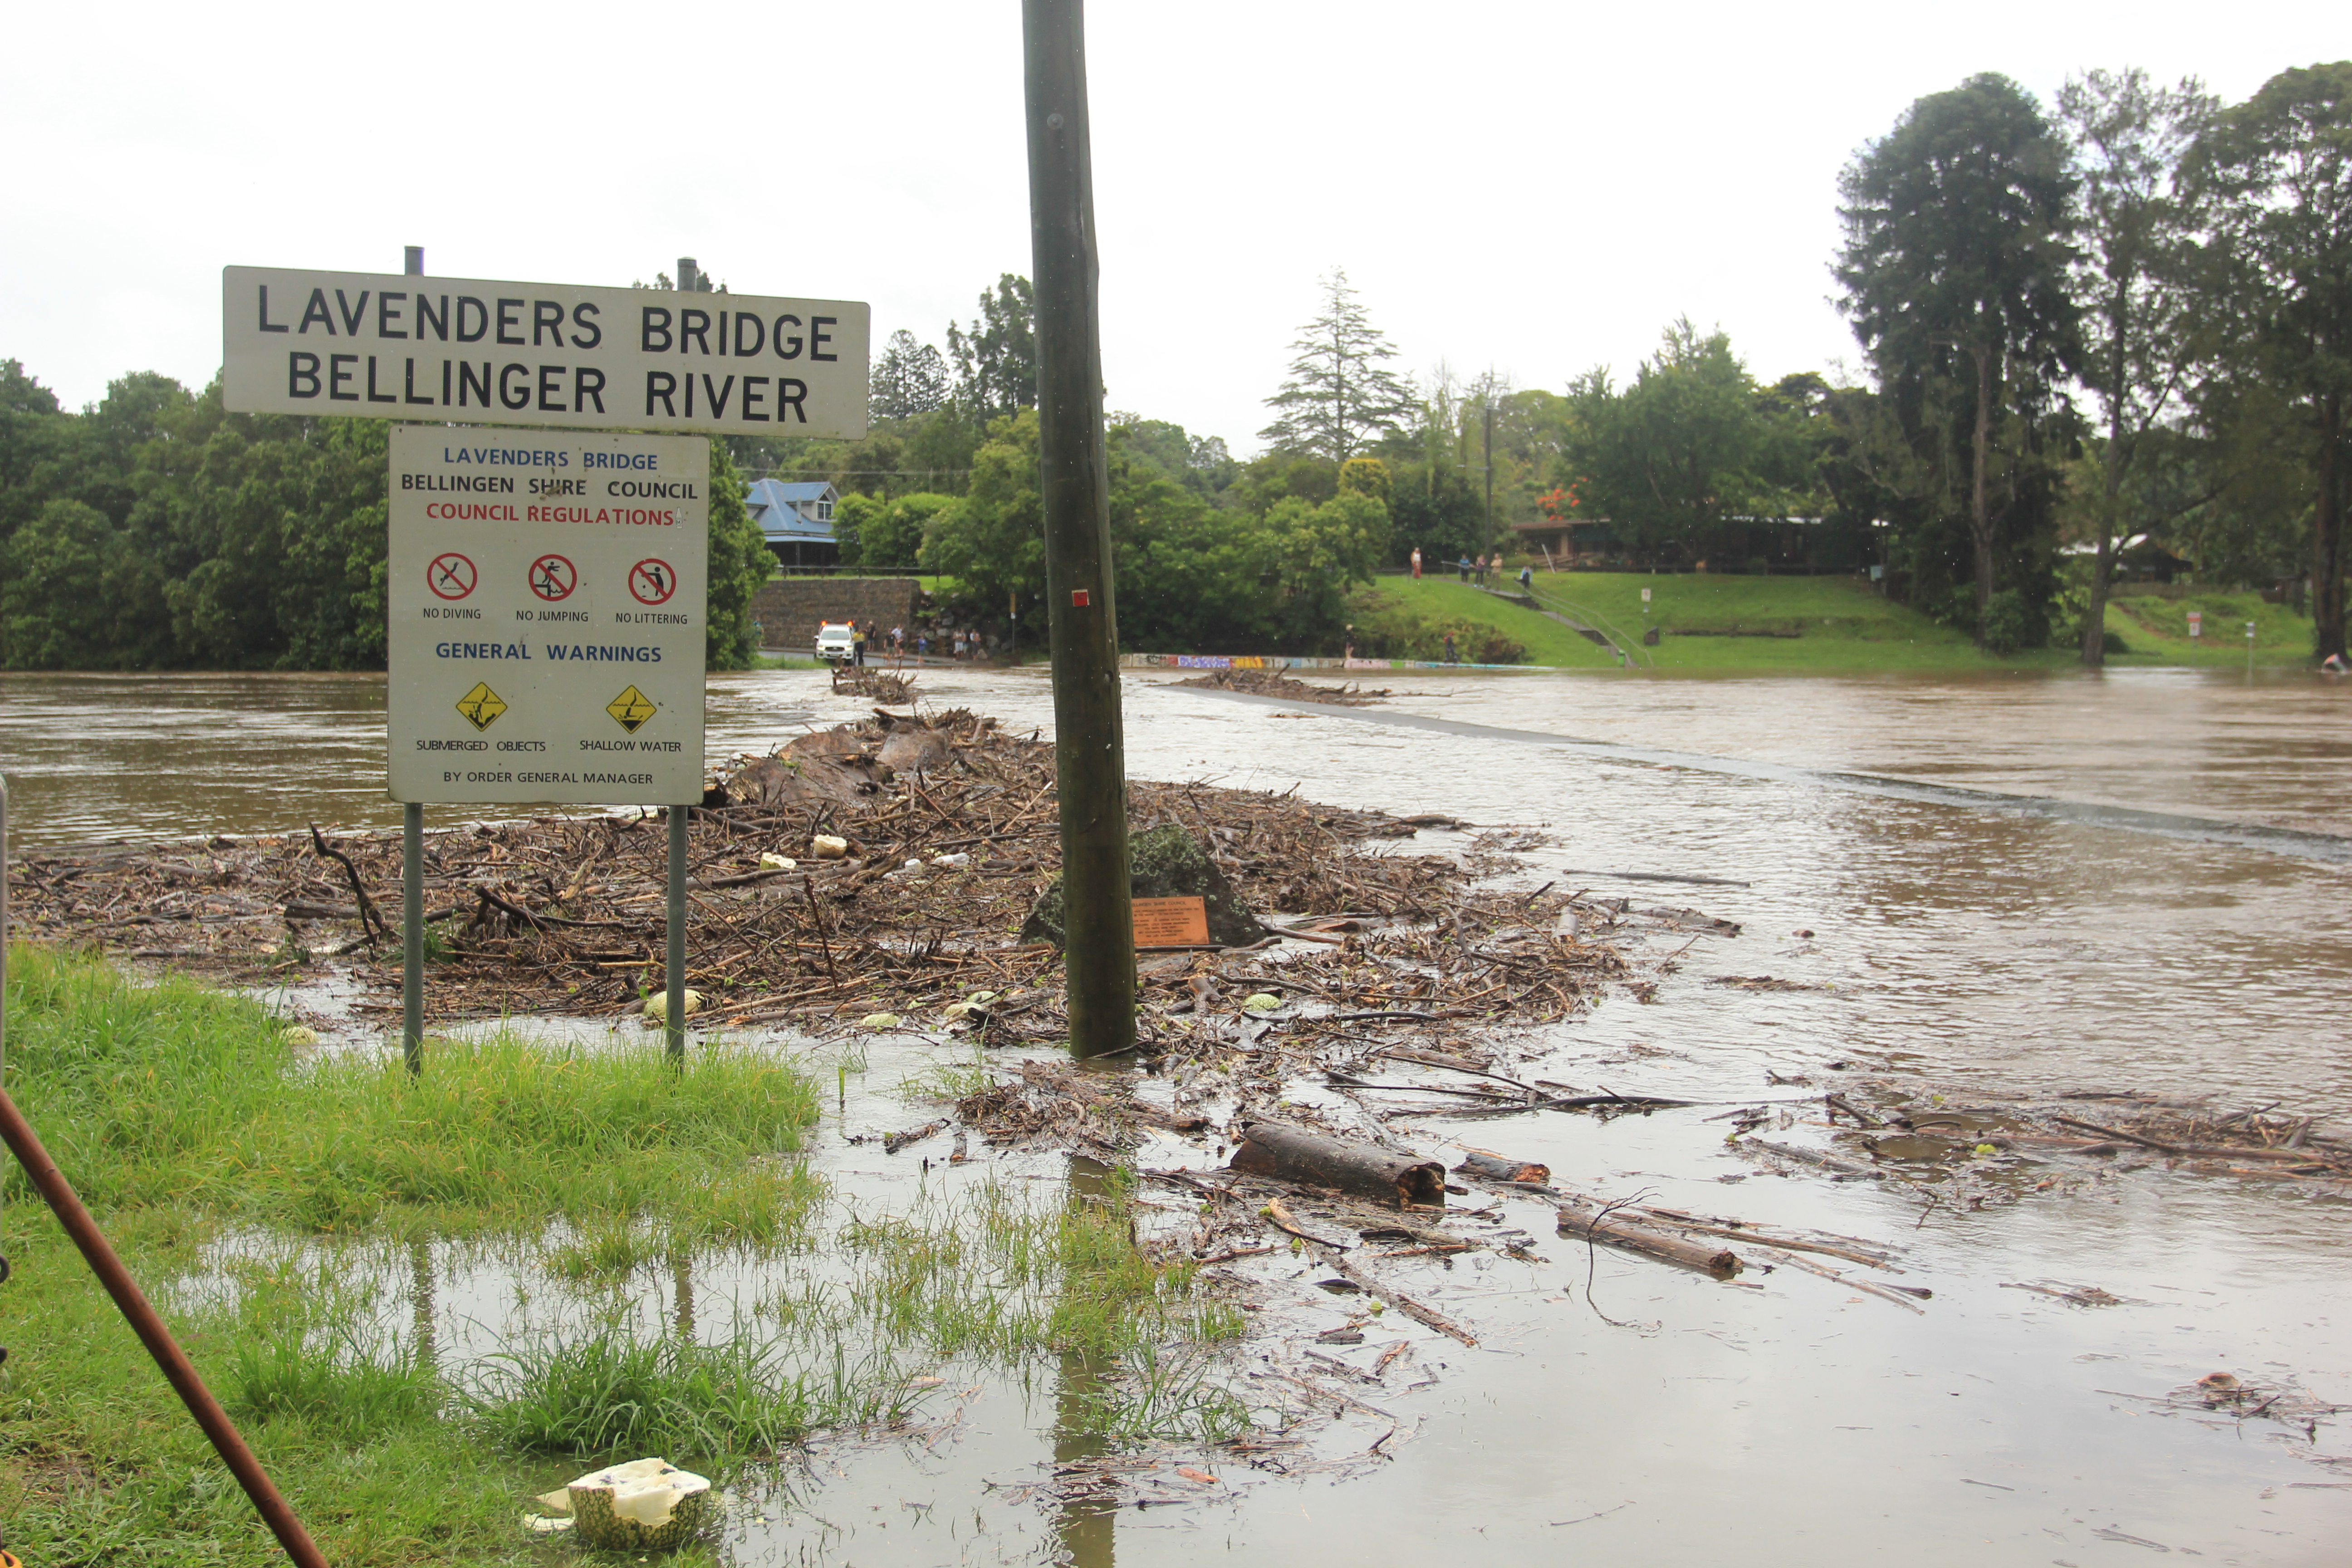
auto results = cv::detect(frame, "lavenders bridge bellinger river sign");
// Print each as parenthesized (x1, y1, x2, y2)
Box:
(222, 255, 871, 1067)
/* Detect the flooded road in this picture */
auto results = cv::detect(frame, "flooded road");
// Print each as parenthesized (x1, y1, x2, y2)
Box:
(7, 664, 2351, 1564)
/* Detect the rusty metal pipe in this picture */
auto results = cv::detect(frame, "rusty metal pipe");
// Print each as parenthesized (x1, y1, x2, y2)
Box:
(0, 1082, 328, 1568)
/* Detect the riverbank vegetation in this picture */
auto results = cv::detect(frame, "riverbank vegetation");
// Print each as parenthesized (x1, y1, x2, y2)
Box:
(6, 64, 2342, 673)
(0, 374, 771, 673)
(764, 63, 2350, 668)
(0, 946, 1244, 1563)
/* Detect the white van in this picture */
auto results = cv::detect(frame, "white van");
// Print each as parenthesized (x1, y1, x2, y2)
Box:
(814, 622, 857, 663)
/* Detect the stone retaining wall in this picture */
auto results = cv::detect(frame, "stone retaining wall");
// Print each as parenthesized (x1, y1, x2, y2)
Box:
(751, 578, 922, 647)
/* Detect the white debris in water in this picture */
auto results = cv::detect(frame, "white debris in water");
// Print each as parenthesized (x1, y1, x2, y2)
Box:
(642, 989, 704, 1027)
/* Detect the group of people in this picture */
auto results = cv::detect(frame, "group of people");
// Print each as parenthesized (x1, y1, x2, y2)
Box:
(826, 620, 1000, 664)
(1405, 548, 1506, 586)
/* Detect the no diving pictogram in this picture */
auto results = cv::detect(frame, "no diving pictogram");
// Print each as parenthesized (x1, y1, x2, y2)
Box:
(529, 554, 577, 602)
(628, 558, 678, 606)
(428, 553, 477, 600)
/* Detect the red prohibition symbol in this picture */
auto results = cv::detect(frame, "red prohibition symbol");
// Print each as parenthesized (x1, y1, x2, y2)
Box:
(628, 558, 678, 606)
(427, 552, 477, 600)
(528, 554, 578, 602)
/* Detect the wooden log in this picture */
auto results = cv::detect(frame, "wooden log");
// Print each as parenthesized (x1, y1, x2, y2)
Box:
(1553, 1196, 1743, 1278)
(1455, 1148, 1551, 1186)
(1228, 1123, 1446, 1208)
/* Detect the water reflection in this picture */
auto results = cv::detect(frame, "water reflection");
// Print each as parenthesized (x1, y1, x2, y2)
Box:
(1053, 1159, 1119, 1568)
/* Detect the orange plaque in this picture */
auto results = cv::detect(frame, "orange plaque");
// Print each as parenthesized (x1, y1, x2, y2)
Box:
(1132, 895, 1211, 947)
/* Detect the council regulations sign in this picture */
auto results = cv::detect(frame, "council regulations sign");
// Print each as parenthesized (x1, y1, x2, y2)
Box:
(223, 265, 869, 439)
(386, 426, 708, 806)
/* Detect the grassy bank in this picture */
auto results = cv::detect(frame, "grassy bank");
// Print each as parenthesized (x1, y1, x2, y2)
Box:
(0, 948, 1241, 1564)
(1359, 573, 2319, 671)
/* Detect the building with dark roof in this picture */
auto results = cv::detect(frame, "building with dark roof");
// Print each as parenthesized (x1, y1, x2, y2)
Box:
(745, 479, 841, 567)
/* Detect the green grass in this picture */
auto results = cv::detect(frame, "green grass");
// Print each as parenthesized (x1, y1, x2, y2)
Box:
(3, 944, 822, 1238)
(1363, 573, 2319, 671)
(0, 948, 1252, 1565)
(468, 1320, 922, 1460)
(2100, 589, 2315, 665)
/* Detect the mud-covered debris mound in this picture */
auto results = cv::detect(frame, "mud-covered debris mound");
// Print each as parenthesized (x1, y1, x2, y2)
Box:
(1020, 823, 1266, 950)
(6, 707, 1521, 1027)
(1173, 668, 1388, 706)
(832, 666, 918, 703)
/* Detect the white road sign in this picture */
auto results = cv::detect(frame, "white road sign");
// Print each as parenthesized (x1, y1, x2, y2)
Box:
(387, 426, 708, 805)
(224, 266, 868, 439)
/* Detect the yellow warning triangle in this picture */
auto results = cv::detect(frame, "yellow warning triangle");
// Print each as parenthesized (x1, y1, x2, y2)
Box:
(455, 681, 508, 731)
(606, 685, 657, 733)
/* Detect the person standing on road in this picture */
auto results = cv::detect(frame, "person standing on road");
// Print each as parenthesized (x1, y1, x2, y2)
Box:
(1457, 555, 1470, 582)
(891, 624, 904, 655)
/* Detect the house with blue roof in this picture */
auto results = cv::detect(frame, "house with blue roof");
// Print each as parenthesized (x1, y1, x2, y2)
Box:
(745, 478, 841, 567)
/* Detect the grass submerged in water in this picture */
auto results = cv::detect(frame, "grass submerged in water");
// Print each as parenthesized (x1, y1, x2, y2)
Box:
(0, 946, 1254, 1565)
(4, 944, 821, 1238)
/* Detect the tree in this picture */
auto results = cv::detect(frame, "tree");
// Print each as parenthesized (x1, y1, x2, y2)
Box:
(2058, 68, 2217, 666)
(1259, 269, 1414, 464)
(840, 491, 954, 569)
(1562, 321, 1821, 564)
(869, 329, 952, 422)
(703, 440, 769, 668)
(946, 275, 1038, 419)
(2185, 62, 2352, 662)
(1, 358, 73, 544)
(1838, 73, 2083, 639)
(921, 411, 1047, 604)
(0, 498, 162, 668)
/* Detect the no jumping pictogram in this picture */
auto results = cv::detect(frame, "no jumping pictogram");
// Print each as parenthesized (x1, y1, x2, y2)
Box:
(529, 554, 577, 601)
(628, 558, 678, 606)
(428, 553, 477, 600)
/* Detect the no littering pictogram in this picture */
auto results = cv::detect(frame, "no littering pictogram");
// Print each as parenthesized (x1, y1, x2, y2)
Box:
(428, 552, 477, 600)
(606, 685, 657, 733)
(455, 681, 508, 731)
(529, 553, 578, 601)
(628, 558, 677, 606)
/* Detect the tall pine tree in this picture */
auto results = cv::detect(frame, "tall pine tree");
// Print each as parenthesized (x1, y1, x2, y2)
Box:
(1259, 269, 1413, 465)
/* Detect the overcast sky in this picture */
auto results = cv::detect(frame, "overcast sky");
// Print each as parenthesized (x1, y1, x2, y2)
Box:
(3, 1, 2340, 453)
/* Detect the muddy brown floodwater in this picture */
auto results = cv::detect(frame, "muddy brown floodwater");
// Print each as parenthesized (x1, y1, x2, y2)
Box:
(5, 663, 2351, 1565)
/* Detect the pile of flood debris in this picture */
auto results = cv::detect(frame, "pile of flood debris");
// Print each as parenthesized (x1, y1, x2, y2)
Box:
(828, 664, 919, 704)
(1171, 667, 1390, 706)
(2, 706, 1643, 1036)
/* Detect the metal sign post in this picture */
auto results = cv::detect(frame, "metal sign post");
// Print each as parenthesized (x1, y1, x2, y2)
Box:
(402, 246, 427, 1073)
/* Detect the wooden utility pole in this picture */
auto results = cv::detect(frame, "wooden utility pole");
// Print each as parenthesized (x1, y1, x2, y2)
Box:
(1023, 0, 1134, 1058)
